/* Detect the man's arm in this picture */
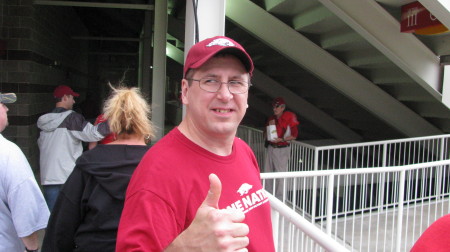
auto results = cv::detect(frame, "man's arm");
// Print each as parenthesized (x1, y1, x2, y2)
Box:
(65, 112, 110, 142)
(21, 231, 41, 251)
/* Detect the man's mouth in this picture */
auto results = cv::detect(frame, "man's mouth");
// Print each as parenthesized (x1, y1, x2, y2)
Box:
(214, 109, 232, 113)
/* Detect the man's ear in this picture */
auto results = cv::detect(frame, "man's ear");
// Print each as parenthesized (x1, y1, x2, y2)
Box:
(180, 79, 189, 105)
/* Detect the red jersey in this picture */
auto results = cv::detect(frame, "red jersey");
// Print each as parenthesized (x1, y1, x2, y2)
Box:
(116, 128, 275, 252)
(266, 111, 300, 145)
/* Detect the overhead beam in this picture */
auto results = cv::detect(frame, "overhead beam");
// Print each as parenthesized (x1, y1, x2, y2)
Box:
(33, 0, 154, 10)
(166, 42, 184, 65)
(318, 0, 441, 98)
(226, 0, 442, 138)
(292, 5, 334, 30)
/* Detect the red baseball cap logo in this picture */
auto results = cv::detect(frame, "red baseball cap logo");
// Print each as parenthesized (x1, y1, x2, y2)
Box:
(183, 36, 254, 77)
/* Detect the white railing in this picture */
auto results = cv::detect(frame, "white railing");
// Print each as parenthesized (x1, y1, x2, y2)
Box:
(268, 193, 350, 252)
(262, 160, 450, 252)
(236, 126, 450, 172)
(237, 125, 266, 166)
(289, 135, 450, 171)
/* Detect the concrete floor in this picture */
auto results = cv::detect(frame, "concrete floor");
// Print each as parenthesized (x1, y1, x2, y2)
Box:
(332, 200, 449, 251)
(274, 200, 449, 252)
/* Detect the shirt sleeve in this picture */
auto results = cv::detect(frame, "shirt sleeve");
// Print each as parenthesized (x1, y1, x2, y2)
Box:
(278, 112, 300, 138)
(289, 124, 299, 138)
(116, 190, 180, 252)
(65, 112, 110, 142)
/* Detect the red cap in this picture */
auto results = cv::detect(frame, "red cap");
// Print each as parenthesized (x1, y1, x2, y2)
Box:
(183, 36, 254, 77)
(272, 97, 285, 107)
(53, 85, 80, 98)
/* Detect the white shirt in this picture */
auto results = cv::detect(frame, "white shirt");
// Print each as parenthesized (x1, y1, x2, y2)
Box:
(0, 134, 50, 252)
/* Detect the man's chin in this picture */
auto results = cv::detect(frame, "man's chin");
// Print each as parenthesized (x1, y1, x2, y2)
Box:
(213, 123, 239, 135)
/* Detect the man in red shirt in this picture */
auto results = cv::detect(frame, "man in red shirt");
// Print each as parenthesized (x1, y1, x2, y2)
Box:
(117, 36, 275, 251)
(265, 97, 299, 198)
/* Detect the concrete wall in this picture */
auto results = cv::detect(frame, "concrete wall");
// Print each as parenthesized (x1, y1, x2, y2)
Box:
(0, 0, 90, 176)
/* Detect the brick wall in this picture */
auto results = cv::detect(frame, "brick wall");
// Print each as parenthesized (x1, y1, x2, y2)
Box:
(0, 1, 91, 175)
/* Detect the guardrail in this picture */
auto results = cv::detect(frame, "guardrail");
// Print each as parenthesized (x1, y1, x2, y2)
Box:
(261, 160, 450, 252)
(236, 126, 450, 172)
(268, 192, 350, 252)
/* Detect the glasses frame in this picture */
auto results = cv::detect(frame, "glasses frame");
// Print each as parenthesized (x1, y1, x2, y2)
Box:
(186, 78, 252, 94)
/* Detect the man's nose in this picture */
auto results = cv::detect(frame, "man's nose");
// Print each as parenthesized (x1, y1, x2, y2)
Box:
(216, 82, 233, 98)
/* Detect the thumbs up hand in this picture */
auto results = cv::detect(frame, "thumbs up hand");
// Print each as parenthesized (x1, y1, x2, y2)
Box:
(165, 174, 250, 252)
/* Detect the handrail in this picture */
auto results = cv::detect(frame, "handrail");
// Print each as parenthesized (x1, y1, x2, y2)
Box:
(312, 134, 450, 150)
(268, 192, 350, 252)
(237, 125, 450, 172)
(262, 159, 450, 252)
(261, 160, 450, 179)
(236, 126, 450, 251)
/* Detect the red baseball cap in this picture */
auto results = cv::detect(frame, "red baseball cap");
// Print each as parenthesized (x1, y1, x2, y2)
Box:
(53, 85, 79, 98)
(272, 97, 286, 107)
(183, 36, 254, 77)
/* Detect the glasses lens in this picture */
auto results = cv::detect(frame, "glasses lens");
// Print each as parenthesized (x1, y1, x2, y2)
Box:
(199, 78, 249, 94)
(228, 81, 249, 94)
(199, 79, 220, 92)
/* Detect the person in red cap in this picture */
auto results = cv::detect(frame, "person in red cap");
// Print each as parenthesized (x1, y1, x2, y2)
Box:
(264, 97, 299, 199)
(42, 85, 155, 252)
(117, 36, 275, 251)
(1, 92, 50, 252)
(37, 85, 110, 211)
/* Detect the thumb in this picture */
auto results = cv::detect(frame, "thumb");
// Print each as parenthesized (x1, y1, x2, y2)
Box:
(202, 173, 222, 209)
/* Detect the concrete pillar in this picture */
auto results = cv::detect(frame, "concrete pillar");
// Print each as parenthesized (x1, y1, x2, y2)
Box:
(443, 65, 450, 109)
(182, 0, 227, 117)
(151, 0, 168, 142)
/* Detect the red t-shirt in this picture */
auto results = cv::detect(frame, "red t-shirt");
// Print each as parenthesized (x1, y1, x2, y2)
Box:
(410, 214, 450, 252)
(94, 114, 116, 144)
(116, 128, 275, 252)
(266, 111, 300, 145)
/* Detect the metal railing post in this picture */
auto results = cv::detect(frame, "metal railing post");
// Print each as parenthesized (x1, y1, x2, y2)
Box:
(436, 137, 446, 199)
(395, 169, 406, 252)
(327, 174, 335, 236)
(379, 143, 388, 211)
(312, 147, 319, 222)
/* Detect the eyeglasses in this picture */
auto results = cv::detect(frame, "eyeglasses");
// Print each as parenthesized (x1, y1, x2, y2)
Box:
(273, 104, 284, 109)
(186, 78, 252, 94)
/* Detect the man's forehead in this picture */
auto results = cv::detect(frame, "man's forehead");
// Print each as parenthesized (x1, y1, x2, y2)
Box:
(195, 56, 248, 74)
